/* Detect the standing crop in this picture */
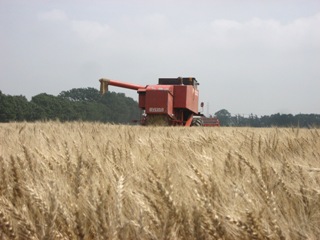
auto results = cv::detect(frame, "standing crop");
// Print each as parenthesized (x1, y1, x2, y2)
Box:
(0, 122, 319, 239)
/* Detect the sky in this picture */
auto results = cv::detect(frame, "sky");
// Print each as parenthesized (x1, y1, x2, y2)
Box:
(1, 0, 320, 116)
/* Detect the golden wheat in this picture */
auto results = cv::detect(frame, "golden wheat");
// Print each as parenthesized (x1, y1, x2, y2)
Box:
(0, 122, 319, 239)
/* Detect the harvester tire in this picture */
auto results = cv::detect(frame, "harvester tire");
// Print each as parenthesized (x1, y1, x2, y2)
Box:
(191, 118, 203, 126)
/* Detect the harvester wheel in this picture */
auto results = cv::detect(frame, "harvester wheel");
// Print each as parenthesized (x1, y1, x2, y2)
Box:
(191, 118, 203, 126)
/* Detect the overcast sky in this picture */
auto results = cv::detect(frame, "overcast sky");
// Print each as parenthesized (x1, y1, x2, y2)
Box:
(1, 0, 319, 116)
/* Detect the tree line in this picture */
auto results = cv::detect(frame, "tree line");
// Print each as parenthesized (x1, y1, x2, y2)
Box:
(0, 88, 140, 123)
(215, 109, 320, 128)
(1, 89, 319, 127)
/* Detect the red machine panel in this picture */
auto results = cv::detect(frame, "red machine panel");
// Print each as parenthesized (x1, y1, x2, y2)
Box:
(145, 85, 174, 116)
(138, 89, 146, 109)
(173, 85, 199, 113)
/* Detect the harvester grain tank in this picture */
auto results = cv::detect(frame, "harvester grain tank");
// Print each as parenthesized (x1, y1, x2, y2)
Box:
(99, 77, 202, 126)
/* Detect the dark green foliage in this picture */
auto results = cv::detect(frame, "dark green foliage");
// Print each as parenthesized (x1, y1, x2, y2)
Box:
(58, 88, 100, 102)
(219, 110, 320, 128)
(215, 109, 232, 126)
(0, 91, 31, 122)
(0, 89, 140, 123)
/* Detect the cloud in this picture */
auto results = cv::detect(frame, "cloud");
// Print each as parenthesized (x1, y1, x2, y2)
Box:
(37, 8, 320, 52)
(71, 20, 111, 42)
(206, 13, 320, 49)
(38, 9, 68, 22)
(38, 9, 111, 42)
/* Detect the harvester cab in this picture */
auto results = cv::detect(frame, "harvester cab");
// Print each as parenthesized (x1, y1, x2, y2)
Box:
(99, 77, 201, 126)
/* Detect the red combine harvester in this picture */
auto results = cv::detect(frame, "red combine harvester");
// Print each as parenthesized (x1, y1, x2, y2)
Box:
(99, 77, 219, 126)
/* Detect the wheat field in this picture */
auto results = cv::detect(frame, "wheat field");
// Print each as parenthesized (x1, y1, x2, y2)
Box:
(0, 122, 319, 239)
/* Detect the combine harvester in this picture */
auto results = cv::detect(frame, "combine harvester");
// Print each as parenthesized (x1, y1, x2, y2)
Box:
(99, 77, 219, 127)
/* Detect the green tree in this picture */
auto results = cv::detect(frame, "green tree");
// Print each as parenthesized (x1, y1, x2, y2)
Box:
(59, 88, 140, 123)
(215, 109, 231, 126)
(1, 88, 140, 123)
(0, 91, 31, 122)
(31, 93, 80, 121)
(59, 88, 100, 102)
